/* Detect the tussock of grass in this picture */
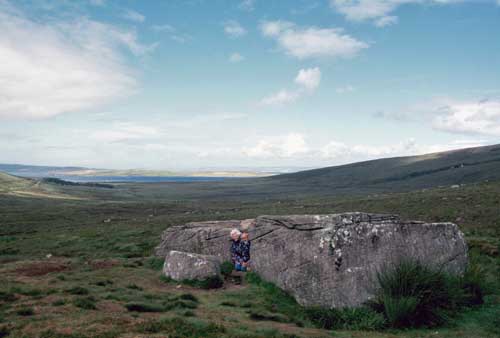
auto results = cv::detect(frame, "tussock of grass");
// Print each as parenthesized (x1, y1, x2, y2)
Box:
(125, 302, 164, 312)
(220, 261, 234, 277)
(10, 286, 43, 297)
(248, 310, 289, 323)
(66, 286, 89, 295)
(304, 307, 385, 330)
(16, 307, 34, 316)
(51, 299, 66, 306)
(370, 259, 486, 328)
(179, 293, 199, 302)
(126, 283, 143, 291)
(136, 317, 225, 337)
(0, 291, 17, 302)
(145, 256, 164, 270)
(160, 274, 223, 289)
(73, 296, 97, 310)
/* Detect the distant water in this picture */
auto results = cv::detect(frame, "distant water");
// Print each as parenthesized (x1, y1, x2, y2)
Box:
(52, 175, 236, 183)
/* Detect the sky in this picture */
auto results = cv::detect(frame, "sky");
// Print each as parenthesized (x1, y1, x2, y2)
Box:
(1, 0, 500, 171)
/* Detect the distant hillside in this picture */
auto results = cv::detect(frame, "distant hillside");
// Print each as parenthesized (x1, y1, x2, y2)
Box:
(266, 143, 500, 194)
(0, 163, 273, 179)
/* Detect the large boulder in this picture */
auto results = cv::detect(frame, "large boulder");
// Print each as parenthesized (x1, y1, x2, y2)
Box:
(155, 212, 468, 308)
(163, 250, 222, 281)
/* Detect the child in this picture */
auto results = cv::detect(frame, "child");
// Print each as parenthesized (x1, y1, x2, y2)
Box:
(239, 231, 251, 272)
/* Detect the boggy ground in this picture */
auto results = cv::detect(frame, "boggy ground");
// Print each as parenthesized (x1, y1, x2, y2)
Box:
(0, 179, 499, 337)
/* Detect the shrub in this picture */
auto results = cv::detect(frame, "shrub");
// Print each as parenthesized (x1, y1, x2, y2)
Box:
(136, 317, 225, 337)
(0, 291, 17, 302)
(305, 306, 385, 331)
(66, 286, 89, 295)
(11, 286, 42, 297)
(181, 276, 224, 289)
(74, 296, 97, 310)
(461, 262, 486, 306)
(125, 302, 164, 312)
(16, 307, 34, 316)
(179, 293, 199, 302)
(94, 279, 113, 287)
(145, 256, 165, 270)
(220, 261, 234, 277)
(248, 310, 289, 323)
(52, 299, 66, 306)
(371, 259, 465, 328)
(126, 283, 143, 291)
(0, 326, 10, 338)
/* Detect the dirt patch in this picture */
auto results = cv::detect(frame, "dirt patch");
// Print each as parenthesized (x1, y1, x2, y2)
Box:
(13, 261, 70, 277)
(88, 259, 120, 270)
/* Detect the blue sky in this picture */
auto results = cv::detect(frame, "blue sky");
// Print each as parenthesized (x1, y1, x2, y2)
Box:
(1, 0, 500, 170)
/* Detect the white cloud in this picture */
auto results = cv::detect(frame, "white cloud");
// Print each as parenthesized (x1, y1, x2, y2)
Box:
(261, 89, 300, 106)
(374, 15, 399, 27)
(260, 20, 368, 59)
(330, 0, 462, 27)
(89, 122, 161, 143)
(0, 4, 154, 120)
(320, 137, 489, 162)
(239, 0, 255, 11)
(152, 24, 175, 32)
(336, 85, 355, 94)
(261, 68, 321, 106)
(152, 24, 191, 43)
(294, 67, 321, 91)
(122, 9, 145, 23)
(229, 52, 245, 63)
(432, 99, 500, 136)
(243, 133, 309, 158)
(224, 20, 247, 38)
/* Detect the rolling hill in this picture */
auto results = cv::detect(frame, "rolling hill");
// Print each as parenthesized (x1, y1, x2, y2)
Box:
(264, 143, 500, 195)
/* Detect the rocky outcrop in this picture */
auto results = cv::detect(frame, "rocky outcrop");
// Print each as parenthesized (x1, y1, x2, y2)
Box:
(163, 250, 222, 281)
(155, 212, 468, 308)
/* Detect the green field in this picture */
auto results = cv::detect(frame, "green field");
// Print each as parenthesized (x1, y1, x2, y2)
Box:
(1, 152, 499, 337)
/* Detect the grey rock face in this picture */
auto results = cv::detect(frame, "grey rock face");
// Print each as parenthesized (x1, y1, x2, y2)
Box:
(163, 250, 222, 281)
(155, 213, 468, 308)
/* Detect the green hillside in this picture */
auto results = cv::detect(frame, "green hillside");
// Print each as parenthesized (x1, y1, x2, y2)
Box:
(265, 143, 500, 194)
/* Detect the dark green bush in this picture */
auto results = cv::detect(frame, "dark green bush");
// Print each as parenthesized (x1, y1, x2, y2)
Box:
(16, 307, 34, 316)
(125, 302, 164, 312)
(136, 317, 225, 337)
(126, 283, 143, 291)
(248, 310, 289, 323)
(66, 286, 89, 295)
(11, 286, 42, 297)
(179, 293, 199, 302)
(220, 261, 234, 277)
(0, 326, 10, 338)
(304, 307, 384, 330)
(74, 296, 97, 310)
(145, 256, 165, 270)
(181, 276, 223, 289)
(0, 291, 17, 302)
(52, 299, 66, 306)
(461, 262, 486, 306)
(371, 259, 465, 328)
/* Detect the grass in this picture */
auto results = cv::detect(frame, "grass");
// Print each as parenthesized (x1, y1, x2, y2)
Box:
(161, 275, 224, 289)
(369, 259, 490, 328)
(0, 174, 499, 337)
(16, 307, 34, 316)
(136, 317, 226, 337)
(125, 302, 164, 312)
(73, 296, 97, 310)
